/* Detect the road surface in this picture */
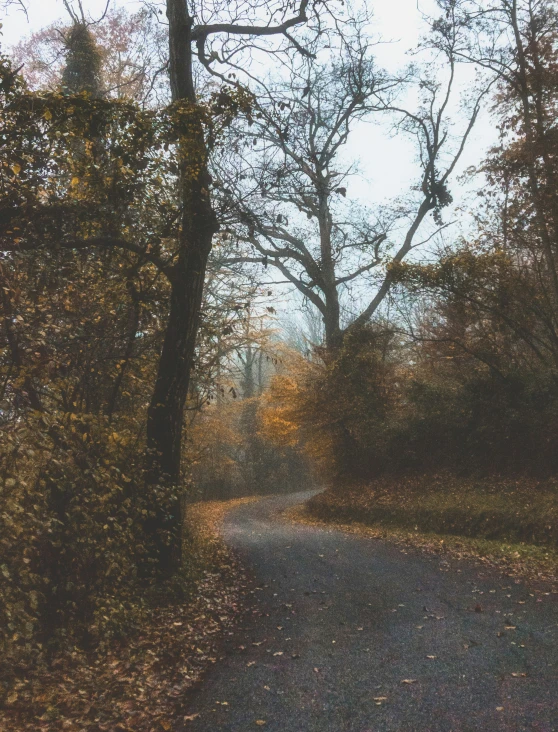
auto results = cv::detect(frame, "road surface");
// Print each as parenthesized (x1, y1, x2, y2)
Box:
(180, 491, 558, 732)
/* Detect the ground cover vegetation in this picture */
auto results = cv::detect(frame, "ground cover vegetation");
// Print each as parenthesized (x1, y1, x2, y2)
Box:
(2, 0, 558, 727)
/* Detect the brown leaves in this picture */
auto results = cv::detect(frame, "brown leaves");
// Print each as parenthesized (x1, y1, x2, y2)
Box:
(1, 497, 248, 732)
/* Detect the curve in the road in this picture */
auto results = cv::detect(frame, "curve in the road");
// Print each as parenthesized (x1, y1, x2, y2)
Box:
(180, 491, 558, 732)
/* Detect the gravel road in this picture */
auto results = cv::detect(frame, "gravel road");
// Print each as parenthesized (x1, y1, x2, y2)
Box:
(180, 491, 558, 732)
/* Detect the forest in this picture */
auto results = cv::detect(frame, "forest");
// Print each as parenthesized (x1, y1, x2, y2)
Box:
(1, 0, 558, 729)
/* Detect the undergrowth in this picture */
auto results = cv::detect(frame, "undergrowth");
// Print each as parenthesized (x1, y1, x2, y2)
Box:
(304, 476, 558, 581)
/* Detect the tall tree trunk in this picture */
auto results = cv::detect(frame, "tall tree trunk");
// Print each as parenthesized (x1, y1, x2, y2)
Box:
(143, 0, 218, 575)
(316, 176, 342, 350)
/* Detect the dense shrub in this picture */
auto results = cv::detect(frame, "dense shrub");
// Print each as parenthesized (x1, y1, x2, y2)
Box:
(0, 412, 183, 700)
(263, 325, 558, 484)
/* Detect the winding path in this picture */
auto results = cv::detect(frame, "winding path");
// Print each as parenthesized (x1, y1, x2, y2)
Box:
(181, 491, 558, 732)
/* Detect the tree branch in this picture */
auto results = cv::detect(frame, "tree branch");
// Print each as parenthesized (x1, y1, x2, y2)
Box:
(1, 237, 172, 275)
(191, 1, 309, 42)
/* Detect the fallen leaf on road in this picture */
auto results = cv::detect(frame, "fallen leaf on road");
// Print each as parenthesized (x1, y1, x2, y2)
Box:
(314, 667, 320, 673)
(373, 696, 388, 702)
(511, 672, 527, 677)
(252, 642, 263, 646)
(496, 707, 504, 711)
(401, 679, 417, 684)
(426, 655, 437, 659)
(255, 721, 266, 726)
(184, 714, 200, 722)
(273, 652, 283, 656)
(247, 661, 256, 667)
(291, 653, 300, 659)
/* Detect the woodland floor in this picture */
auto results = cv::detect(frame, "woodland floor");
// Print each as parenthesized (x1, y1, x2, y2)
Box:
(179, 491, 558, 732)
(1, 499, 254, 732)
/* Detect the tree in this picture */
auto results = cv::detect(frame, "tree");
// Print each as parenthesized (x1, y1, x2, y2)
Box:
(61, 22, 102, 97)
(2, 0, 319, 575)
(395, 0, 558, 377)
(437, 0, 558, 305)
(217, 12, 488, 350)
(12, 6, 169, 104)
(142, 0, 319, 572)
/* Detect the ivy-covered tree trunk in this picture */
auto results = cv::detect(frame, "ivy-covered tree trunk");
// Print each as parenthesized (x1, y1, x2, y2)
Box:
(143, 0, 312, 575)
(143, 0, 217, 575)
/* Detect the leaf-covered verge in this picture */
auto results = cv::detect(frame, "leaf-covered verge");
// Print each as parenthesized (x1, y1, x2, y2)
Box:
(297, 478, 558, 585)
(0, 497, 255, 732)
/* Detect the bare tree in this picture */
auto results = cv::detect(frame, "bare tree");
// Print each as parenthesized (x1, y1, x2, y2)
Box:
(217, 13, 490, 350)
